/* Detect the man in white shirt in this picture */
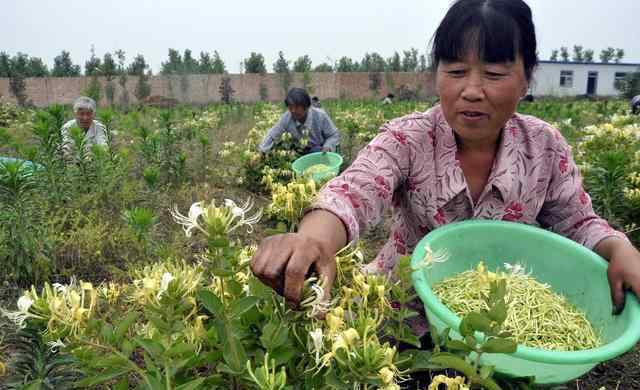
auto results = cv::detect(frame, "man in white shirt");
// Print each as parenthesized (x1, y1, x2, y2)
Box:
(60, 96, 108, 157)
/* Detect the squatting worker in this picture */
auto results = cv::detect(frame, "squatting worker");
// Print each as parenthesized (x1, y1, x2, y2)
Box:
(251, 0, 640, 317)
(60, 96, 108, 156)
(258, 88, 340, 154)
(631, 95, 640, 115)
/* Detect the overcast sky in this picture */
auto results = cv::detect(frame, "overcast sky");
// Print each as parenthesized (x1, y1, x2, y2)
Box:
(3, 0, 639, 74)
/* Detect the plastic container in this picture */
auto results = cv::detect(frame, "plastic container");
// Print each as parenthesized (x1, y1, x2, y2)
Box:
(411, 220, 640, 384)
(0, 157, 43, 174)
(291, 152, 343, 182)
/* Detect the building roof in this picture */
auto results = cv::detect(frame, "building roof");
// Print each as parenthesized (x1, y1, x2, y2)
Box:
(539, 60, 640, 67)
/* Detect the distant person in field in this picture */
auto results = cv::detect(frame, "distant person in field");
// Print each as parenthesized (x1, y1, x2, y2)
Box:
(382, 93, 395, 105)
(631, 95, 640, 115)
(60, 96, 108, 157)
(311, 96, 322, 108)
(258, 88, 340, 154)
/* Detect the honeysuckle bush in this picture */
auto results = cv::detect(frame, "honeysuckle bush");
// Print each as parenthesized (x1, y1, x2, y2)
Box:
(574, 120, 640, 243)
(2, 196, 431, 389)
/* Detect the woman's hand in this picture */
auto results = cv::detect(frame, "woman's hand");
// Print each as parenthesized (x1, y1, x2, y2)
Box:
(251, 233, 336, 305)
(596, 237, 640, 314)
(250, 210, 347, 306)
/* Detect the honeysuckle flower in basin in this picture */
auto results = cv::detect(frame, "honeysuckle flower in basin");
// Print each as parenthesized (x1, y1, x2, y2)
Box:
(171, 197, 262, 238)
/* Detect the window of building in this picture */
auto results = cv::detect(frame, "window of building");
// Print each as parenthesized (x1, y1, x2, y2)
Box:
(560, 70, 574, 88)
(614, 72, 627, 83)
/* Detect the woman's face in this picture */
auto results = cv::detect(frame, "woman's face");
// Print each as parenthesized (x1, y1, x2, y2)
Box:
(436, 53, 528, 147)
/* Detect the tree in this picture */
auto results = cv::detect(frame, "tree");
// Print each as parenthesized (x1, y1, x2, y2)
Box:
(183, 49, 198, 73)
(211, 51, 226, 74)
(115, 50, 129, 108)
(402, 48, 419, 72)
(616, 71, 640, 99)
(293, 55, 312, 73)
(161, 49, 183, 75)
(572, 45, 584, 62)
(102, 52, 118, 106)
(134, 71, 152, 102)
(243, 52, 266, 74)
(584, 49, 594, 63)
(128, 54, 149, 76)
(273, 51, 292, 93)
(314, 63, 333, 72)
(85, 46, 102, 76)
(550, 49, 559, 61)
(418, 54, 428, 72)
(0, 52, 10, 77)
(386, 52, 401, 72)
(27, 57, 48, 77)
(614, 48, 625, 63)
(336, 56, 358, 72)
(52, 50, 80, 77)
(599, 47, 615, 63)
(360, 52, 386, 72)
(199, 52, 213, 74)
(559, 47, 570, 62)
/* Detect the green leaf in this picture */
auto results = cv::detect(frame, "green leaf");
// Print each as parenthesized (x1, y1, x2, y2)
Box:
(270, 345, 297, 366)
(198, 290, 224, 318)
(223, 332, 247, 373)
(429, 352, 476, 378)
(115, 311, 140, 341)
(481, 337, 518, 354)
(230, 296, 260, 319)
(465, 312, 493, 334)
(121, 339, 135, 357)
(226, 280, 244, 297)
(464, 335, 477, 348)
(136, 337, 164, 357)
(260, 321, 289, 350)
(480, 365, 495, 379)
(165, 342, 195, 357)
(114, 377, 130, 390)
(100, 322, 115, 343)
(487, 299, 508, 325)
(175, 377, 206, 390)
(458, 317, 474, 338)
(75, 368, 131, 387)
(445, 339, 474, 353)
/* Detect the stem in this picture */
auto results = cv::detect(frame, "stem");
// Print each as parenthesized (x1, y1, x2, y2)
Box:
(165, 361, 172, 390)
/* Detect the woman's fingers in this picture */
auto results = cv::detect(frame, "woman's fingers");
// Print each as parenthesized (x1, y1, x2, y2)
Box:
(608, 264, 626, 315)
(251, 234, 293, 293)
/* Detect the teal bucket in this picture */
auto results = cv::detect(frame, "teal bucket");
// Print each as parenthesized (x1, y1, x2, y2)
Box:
(291, 152, 343, 182)
(411, 220, 640, 385)
(0, 157, 43, 174)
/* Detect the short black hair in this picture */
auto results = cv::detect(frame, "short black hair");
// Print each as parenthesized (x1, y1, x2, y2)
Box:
(284, 88, 311, 108)
(430, 0, 538, 81)
(311, 96, 320, 102)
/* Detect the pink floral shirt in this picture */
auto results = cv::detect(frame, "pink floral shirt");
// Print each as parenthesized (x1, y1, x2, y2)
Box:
(312, 105, 628, 273)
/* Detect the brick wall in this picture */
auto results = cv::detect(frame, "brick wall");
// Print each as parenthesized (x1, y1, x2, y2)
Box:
(0, 72, 436, 107)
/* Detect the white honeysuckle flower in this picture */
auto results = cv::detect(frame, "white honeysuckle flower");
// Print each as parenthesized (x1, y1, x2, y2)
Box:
(17, 296, 33, 313)
(171, 202, 207, 237)
(413, 245, 450, 271)
(225, 197, 263, 234)
(309, 328, 324, 363)
(52, 283, 67, 294)
(503, 262, 526, 276)
(47, 339, 66, 353)
(301, 281, 332, 318)
(158, 272, 175, 299)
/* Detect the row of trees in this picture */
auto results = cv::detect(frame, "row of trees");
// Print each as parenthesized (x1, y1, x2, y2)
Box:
(242, 48, 429, 74)
(549, 46, 626, 63)
(1, 47, 431, 78)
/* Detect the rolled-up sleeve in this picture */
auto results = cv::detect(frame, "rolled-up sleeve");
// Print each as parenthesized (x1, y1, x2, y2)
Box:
(309, 119, 416, 243)
(258, 113, 289, 153)
(537, 140, 629, 250)
(320, 113, 340, 151)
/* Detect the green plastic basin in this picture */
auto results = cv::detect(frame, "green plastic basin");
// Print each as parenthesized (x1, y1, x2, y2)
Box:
(0, 157, 43, 174)
(411, 220, 640, 385)
(291, 152, 343, 182)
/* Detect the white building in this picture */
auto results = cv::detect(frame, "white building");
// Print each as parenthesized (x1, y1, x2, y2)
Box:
(530, 60, 640, 97)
